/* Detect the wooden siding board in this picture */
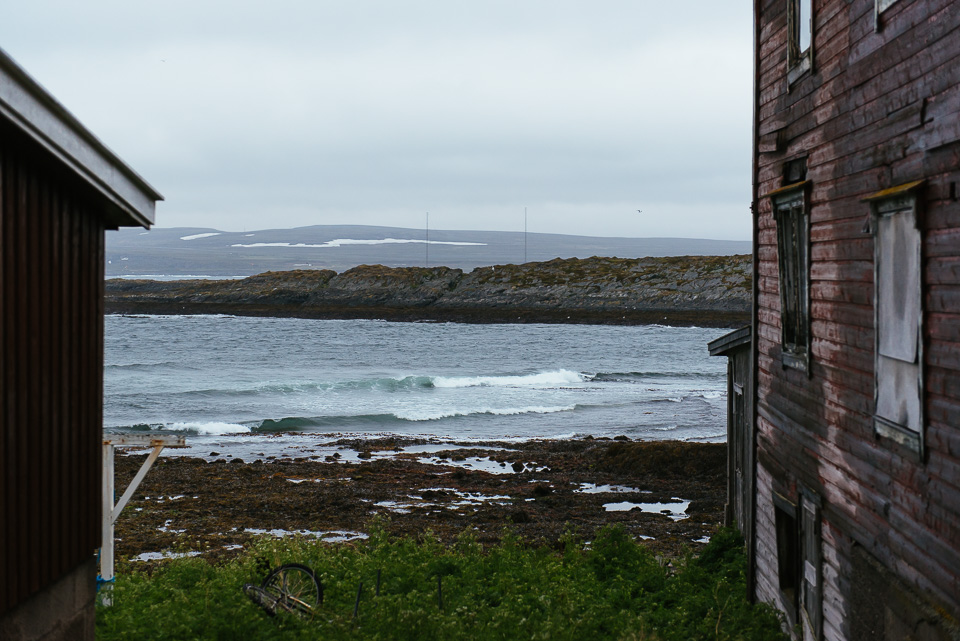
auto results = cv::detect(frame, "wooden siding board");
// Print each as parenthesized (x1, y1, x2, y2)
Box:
(0, 129, 5, 608)
(926, 339, 960, 371)
(927, 228, 960, 258)
(927, 423, 960, 469)
(35, 165, 50, 590)
(0, 125, 109, 611)
(926, 366, 960, 403)
(17, 159, 34, 598)
(926, 198, 960, 233)
(927, 258, 960, 286)
(811, 280, 872, 306)
(0, 140, 10, 609)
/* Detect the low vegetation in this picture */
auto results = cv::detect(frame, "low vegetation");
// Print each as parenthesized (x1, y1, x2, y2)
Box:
(97, 524, 786, 641)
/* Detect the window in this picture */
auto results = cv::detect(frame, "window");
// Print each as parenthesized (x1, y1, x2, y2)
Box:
(875, 0, 899, 31)
(787, 0, 813, 84)
(799, 490, 823, 640)
(770, 182, 811, 372)
(774, 489, 822, 639)
(864, 181, 924, 454)
(774, 494, 800, 619)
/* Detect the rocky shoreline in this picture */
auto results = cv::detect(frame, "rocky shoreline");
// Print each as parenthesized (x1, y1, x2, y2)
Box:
(105, 255, 751, 327)
(113, 438, 727, 566)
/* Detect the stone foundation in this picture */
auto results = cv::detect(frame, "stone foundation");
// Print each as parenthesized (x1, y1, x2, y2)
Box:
(0, 558, 96, 641)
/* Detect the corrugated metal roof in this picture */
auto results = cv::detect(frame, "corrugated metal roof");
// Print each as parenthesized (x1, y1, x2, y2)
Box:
(0, 47, 162, 228)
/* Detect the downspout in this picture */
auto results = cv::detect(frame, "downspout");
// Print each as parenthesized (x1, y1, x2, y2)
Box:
(748, 0, 763, 604)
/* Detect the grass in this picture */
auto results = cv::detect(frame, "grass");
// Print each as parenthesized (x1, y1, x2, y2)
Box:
(96, 524, 786, 641)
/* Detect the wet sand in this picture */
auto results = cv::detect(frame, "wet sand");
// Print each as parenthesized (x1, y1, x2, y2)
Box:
(113, 437, 727, 566)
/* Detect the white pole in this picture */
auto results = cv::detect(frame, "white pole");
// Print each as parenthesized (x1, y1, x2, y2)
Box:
(100, 442, 115, 604)
(112, 445, 163, 521)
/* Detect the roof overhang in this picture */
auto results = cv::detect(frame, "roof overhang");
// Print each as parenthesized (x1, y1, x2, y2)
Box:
(708, 325, 751, 357)
(0, 47, 162, 229)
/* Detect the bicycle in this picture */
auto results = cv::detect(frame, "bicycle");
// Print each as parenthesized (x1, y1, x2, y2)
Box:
(244, 563, 322, 619)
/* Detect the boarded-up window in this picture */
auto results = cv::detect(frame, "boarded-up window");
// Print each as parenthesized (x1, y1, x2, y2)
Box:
(867, 184, 924, 454)
(772, 183, 811, 372)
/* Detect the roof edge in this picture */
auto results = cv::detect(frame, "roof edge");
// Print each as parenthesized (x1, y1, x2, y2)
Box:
(708, 325, 751, 356)
(0, 47, 162, 228)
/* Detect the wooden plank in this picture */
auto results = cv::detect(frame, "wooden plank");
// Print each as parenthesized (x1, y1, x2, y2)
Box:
(927, 227, 960, 258)
(928, 394, 960, 433)
(0, 141, 10, 609)
(35, 164, 51, 589)
(18, 159, 36, 597)
(927, 418, 960, 462)
(810, 300, 873, 329)
(926, 257, 960, 285)
(810, 237, 873, 262)
(926, 339, 960, 371)
(812, 280, 873, 306)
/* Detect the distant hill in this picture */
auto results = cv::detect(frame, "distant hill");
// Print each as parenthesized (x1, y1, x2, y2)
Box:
(106, 225, 751, 278)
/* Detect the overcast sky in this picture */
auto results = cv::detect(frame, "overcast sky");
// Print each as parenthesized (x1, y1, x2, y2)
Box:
(1, 1, 753, 239)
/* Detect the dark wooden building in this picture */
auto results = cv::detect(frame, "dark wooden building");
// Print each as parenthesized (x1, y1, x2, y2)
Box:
(0, 49, 160, 640)
(708, 326, 756, 584)
(733, 0, 960, 638)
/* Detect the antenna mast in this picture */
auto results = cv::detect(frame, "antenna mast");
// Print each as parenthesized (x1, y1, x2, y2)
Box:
(524, 207, 528, 264)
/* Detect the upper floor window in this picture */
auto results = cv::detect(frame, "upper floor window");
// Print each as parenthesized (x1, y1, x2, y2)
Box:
(875, 0, 899, 31)
(864, 181, 925, 455)
(788, 0, 813, 84)
(769, 181, 811, 372)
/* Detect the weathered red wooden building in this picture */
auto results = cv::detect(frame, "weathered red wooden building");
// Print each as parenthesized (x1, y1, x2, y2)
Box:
(724, 0, 960, 638)
(0, 48, 160, 640)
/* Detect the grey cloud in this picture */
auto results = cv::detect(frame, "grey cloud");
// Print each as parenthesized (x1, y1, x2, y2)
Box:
(1, 1, 753, 240)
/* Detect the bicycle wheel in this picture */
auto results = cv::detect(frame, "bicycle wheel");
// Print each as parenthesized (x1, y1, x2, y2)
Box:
(261, 564, 322, 617)
(243, 583, 280, 616)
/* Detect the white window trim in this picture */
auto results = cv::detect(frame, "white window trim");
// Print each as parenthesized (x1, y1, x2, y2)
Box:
(787, 0, 814, 85)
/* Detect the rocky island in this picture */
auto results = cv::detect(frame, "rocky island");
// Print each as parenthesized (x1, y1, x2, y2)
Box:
(105, 254, 751, 326)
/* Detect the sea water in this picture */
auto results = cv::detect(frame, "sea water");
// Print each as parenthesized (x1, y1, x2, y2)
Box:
(104, 315, 729, 453)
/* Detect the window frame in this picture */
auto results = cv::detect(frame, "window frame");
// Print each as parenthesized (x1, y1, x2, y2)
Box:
(773, 488, 823, 639)
(864, 181, 925, 457)
(769, 181, 812, 373)
(875, 0, 899, 31)
(787, 0, 814, 85)
(799, 488, 823, 641)
(773, 493, 800, 622)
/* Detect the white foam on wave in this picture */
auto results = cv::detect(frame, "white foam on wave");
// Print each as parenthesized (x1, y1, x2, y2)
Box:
(432, 369, 586, 389)
(230, 238, 486, 248)
(180, 232, 221, 241)
(163, 421, 250, 435)
(394, 405, 576, 422)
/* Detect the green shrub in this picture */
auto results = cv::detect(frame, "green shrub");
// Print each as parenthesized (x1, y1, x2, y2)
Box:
(97, 526, 785, 641)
